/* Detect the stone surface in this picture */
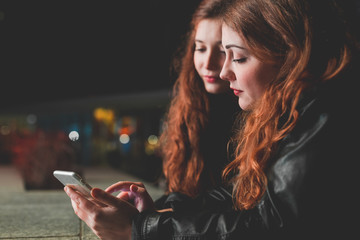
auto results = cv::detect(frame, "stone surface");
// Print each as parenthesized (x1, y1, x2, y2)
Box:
(0, 165, 165, 239)
(0, 191, 80, 239)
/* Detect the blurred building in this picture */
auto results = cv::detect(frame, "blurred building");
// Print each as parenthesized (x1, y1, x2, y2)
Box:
(0, 90, 171, 189)
(0, 0, 203, 189)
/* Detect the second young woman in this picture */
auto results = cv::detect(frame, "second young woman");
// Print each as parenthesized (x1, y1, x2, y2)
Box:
(158, 0, 239, 201)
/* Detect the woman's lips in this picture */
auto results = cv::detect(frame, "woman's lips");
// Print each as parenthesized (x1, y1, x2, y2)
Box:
(231, 88, 242, 95)
(204, 76, 217, 83)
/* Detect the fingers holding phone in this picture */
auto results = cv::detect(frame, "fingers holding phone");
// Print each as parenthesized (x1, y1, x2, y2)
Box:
(54, 170, 137, 239)
(53, 170, 105, 207)
(64, 185, 97, 223)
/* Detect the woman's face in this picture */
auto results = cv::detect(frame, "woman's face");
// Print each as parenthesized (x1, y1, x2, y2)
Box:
(194, 19, 229, 94)
(220, 23, 279, 110)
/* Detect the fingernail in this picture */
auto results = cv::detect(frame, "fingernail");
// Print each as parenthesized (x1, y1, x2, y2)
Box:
(91, 188, 103, 197)
(131, 185, 138, 193)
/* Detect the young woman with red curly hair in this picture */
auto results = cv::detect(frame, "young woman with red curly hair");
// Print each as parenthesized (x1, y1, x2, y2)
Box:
(64, 0, 360, 239)
(158, 0, 239, 200)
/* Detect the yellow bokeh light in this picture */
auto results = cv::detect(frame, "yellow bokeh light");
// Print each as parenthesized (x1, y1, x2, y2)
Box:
(94, 108, 115, 123)
(147, 135, 158, 145)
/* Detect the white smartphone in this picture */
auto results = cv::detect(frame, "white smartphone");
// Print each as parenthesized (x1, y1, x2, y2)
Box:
(53, 170, 93, 198)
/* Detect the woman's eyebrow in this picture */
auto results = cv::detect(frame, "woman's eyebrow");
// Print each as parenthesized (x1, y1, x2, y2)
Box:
(195, 39, 222, 45)
(225, 44, 246, 50)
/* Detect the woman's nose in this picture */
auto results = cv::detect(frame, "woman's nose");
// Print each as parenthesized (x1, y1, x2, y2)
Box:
(204, 51, 222, 70)
(220, 61, 234, 81)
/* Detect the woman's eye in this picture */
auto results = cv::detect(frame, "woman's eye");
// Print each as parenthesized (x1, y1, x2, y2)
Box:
(233, 58, 247, 63)
(195, 48, 206, 52)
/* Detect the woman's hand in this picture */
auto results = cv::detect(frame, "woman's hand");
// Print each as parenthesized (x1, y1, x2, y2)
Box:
(64, 186, 138, 240)
(105, 181, 156, 212)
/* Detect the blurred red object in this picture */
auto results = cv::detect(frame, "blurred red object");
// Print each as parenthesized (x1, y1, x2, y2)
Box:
(11, 129, 79, 190)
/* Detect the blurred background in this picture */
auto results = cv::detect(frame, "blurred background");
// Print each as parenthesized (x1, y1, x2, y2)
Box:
(1, 0, 359, 192)
(0, 0, 202, 190)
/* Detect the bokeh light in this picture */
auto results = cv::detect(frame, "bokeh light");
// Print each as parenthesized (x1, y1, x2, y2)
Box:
(68, 130, 79, 141)
(119, 134, 130, 144)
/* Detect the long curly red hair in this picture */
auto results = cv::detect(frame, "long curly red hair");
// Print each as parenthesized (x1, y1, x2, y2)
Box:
(160, 0, 229, 197)
(220, 0, 358, 210)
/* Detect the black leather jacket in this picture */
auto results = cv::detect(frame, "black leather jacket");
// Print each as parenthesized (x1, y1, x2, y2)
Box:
(132, 76, 359, 239)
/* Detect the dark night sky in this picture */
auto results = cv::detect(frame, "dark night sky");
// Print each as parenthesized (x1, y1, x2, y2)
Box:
(1, 0, 359, 112)
(0, 0, 201, 110)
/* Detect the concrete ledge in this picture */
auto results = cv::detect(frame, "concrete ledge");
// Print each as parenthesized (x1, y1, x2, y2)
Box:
(0, 166, 165, 239)
(0, 191, 81, 239)
(0, 165, 24, 192)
